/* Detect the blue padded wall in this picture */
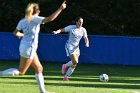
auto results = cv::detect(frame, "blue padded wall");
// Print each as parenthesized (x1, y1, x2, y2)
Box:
(0, 32, 140, 65)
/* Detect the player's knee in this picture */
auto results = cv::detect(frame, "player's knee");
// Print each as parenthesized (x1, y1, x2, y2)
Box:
(36, 65, 43, 73)
(71, 62, 78, 68)
(72, 61, 78, 65)
(71, 64, 77, 68)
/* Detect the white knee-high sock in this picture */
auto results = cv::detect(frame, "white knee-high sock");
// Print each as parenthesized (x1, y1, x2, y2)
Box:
(0, 68, 19, 76)
(35, 73, 46, 93)
(64, 67, 75, 77)
(65, 61, 73, 67)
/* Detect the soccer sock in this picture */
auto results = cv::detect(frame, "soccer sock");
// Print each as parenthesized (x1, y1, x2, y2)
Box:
(65, 61, 73, 67)
(0, 68, 19, 76)
(35, 73, 46, 93)
(64, 67, 75, 77)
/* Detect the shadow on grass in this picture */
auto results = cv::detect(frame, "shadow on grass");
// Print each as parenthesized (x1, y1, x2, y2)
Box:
(1, 75, 140, 90)
(1, 62, 140, 90)
(46, 82, 140, 89)
(1, 77, 140, 90)
(0, 76, 35, 80)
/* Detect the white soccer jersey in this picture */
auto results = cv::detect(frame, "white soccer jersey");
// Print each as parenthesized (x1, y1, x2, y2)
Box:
(64, 25, 87, 47)
(16, 16, 44, 59)
(16, 16, 44, 49)
(64, 25, 87, 56)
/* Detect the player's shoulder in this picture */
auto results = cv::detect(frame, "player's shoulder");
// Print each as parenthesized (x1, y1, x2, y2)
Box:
(65, 25, 74, 28)
(18, 18, 27, 24)
(67, 25, 76, 28)
(33, 15, 44, 20)
(81, 26, 86, 31)
(67, 25, 75, 27)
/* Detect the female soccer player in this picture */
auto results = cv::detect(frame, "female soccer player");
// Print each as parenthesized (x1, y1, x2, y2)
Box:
(0, 1, 66, 93)
(52, 17, 89, 81)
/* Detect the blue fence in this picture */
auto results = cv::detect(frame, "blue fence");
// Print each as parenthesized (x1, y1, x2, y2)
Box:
(0, 32, 140, 65)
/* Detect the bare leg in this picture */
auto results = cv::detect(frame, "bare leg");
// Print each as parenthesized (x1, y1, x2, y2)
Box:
(63, 54, 79, 80)
(31, 53, 47, 93)
(19, 56, 33, 75)
(0, 56, 32, 76)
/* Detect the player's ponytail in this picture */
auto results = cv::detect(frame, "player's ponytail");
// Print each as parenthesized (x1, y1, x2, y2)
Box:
(25, 3, 34, 21)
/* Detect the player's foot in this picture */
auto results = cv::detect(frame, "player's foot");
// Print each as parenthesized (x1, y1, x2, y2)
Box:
(61, 64, 66, 74)
(63, 77, 69, 81)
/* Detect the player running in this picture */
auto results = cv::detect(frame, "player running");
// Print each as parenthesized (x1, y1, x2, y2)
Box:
(53, 17, 89, 81)
(0, 1, 66, 93)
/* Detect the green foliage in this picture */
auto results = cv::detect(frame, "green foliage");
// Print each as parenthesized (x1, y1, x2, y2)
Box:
(0, 0, 140, 36)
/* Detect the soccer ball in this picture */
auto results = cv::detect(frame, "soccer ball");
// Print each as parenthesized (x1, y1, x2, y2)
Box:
(99, 74, 109, 82)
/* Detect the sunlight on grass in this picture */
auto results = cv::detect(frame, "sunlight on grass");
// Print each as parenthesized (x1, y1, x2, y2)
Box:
(0, 62, 140, 93)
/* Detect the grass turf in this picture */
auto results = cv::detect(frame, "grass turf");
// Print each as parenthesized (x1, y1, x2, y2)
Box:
(0, 61, 140, 93)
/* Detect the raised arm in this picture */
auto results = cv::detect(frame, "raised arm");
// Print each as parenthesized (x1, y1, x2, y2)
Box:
(42, 1, 66, 23)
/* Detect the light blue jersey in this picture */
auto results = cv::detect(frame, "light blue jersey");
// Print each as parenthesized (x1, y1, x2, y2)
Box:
(64, 25, 87, 56)
(16, 16, 44, 59)
(16, 16, 44, 48)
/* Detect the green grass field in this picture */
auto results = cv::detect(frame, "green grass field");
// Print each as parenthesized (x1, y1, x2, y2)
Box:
(0, 61, 140, 93)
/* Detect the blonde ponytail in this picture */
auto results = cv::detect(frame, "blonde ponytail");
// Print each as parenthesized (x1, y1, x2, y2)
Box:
(25, 3, 34, 21)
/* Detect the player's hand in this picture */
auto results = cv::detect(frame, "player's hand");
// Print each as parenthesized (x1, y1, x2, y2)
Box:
(18, 36, 23, 39)
(60, 0, 66, 10)
(52, 31, 57, 34)
(86, 43, 89, 47)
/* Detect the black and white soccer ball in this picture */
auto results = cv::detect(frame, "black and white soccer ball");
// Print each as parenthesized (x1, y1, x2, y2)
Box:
(99, 74, 109, 82)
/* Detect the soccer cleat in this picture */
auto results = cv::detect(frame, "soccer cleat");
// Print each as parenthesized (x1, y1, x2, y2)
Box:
(61, 64, 66, 74)
(63, 77, 69, 81)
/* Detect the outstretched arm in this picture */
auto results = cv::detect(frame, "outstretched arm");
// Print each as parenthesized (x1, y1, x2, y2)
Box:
(52, 28, 65, 34)
(42, 1, 66, 24)
(84, 37, 89, 47)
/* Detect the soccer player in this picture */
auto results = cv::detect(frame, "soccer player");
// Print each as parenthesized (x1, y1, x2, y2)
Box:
(52, 17, 89, 81)
(0, 1, 66, 93)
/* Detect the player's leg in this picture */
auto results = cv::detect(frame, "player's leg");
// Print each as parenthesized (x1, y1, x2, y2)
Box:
(66, 60, 73, 67)
(18, 45, 35, 75)
(61, 60, 73, 74)
(61, 44, 74, 74)
(63, 54, 79, 80)
(0, 56, 32, 76)
(19, 56, 33, 75)
(31, 52, 47, 93)
(0, 68, 19, 76)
